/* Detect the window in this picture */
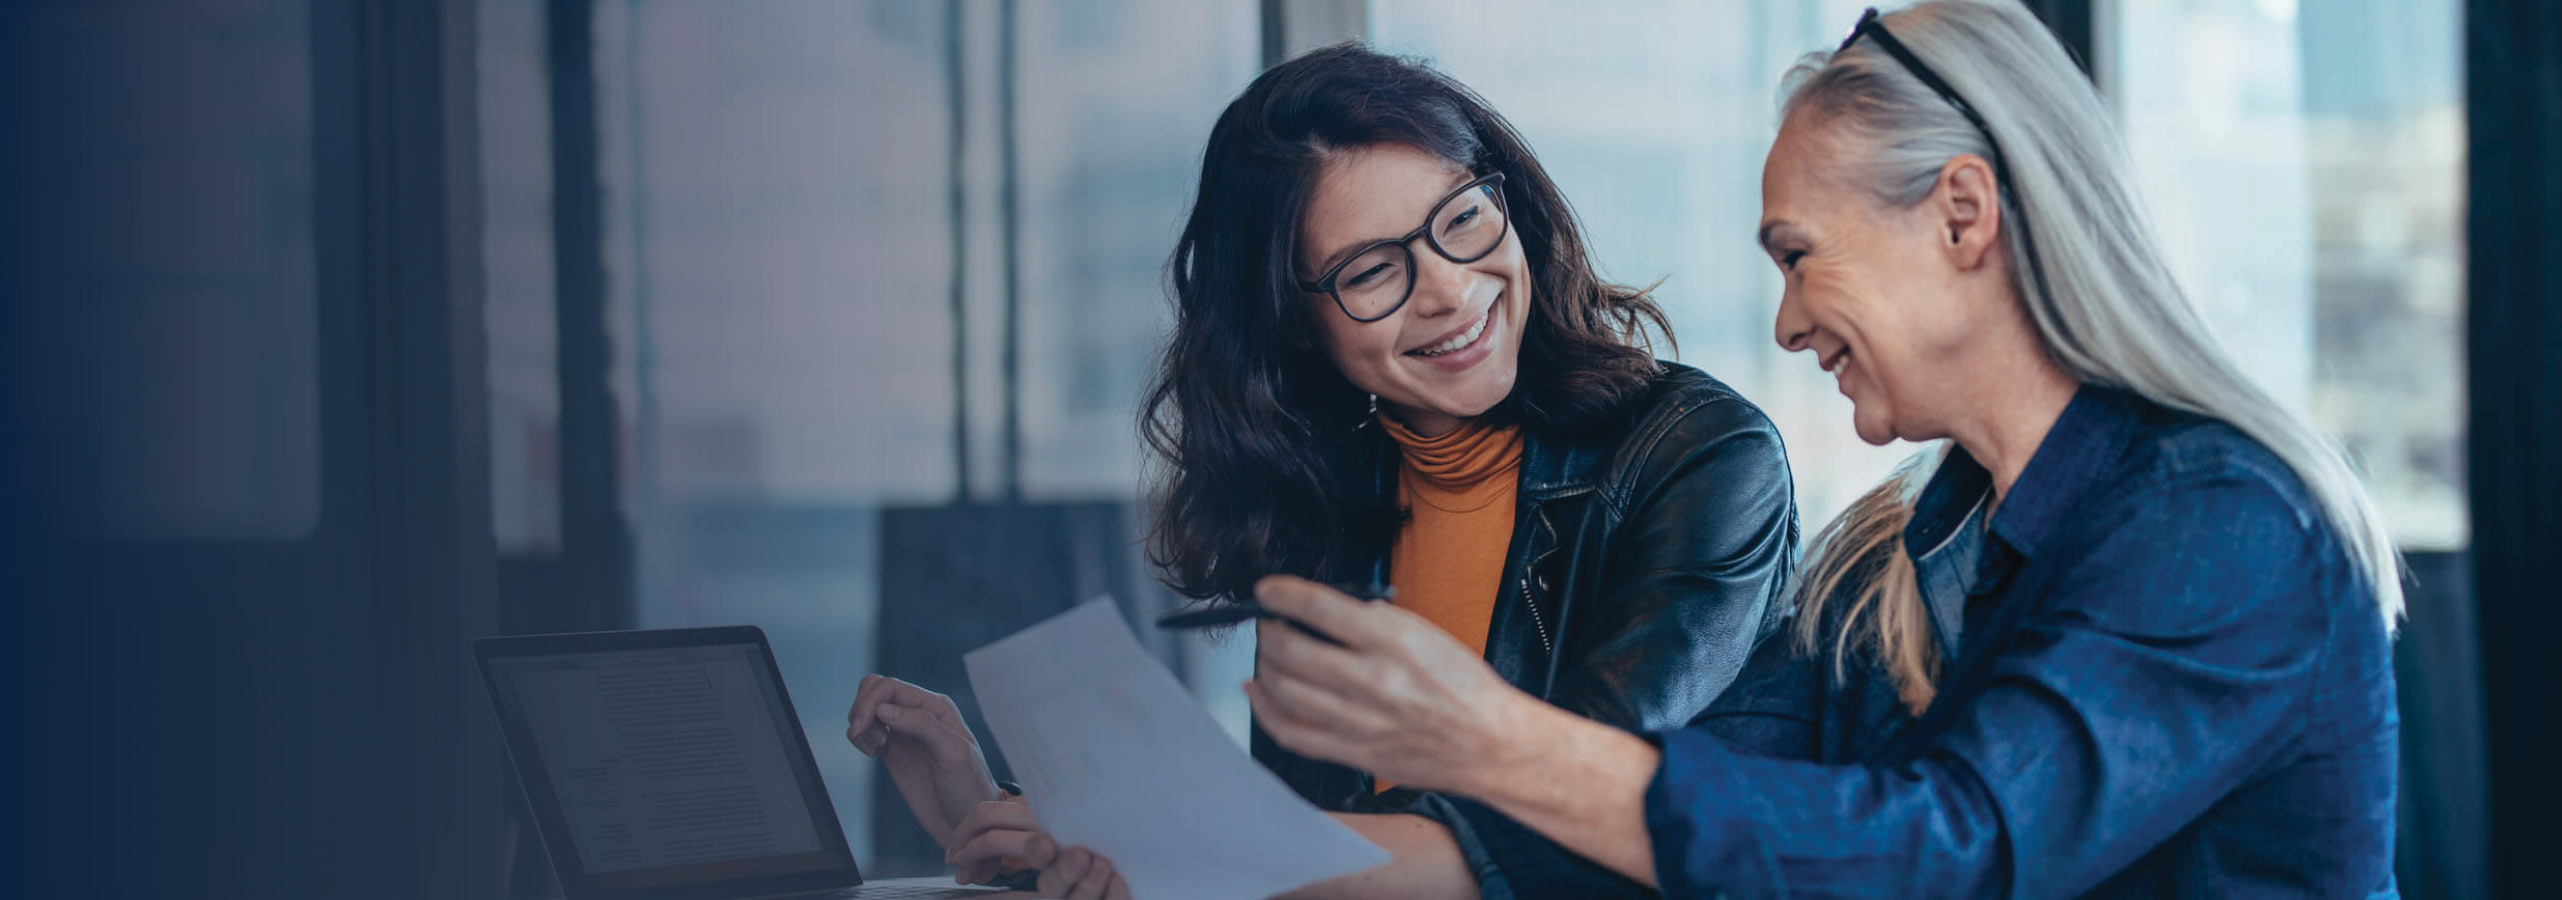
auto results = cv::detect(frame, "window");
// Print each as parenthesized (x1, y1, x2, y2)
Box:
(592, 0, 1256, 861)
(2111, 0, 2466, 549)
(1012, 1, 1258, 495)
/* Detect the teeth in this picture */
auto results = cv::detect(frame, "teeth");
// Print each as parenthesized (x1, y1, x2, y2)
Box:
(1414, 313, 1490, 357)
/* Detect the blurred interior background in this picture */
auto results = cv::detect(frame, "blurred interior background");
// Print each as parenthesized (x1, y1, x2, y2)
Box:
(4, 1, 2551, 898)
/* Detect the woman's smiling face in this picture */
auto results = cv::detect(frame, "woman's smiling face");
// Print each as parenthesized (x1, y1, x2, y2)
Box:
(1298, 143, 1532, 437)
(1760, 111, 2007, 446)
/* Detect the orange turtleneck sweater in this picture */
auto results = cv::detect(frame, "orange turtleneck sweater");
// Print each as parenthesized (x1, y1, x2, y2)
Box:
(1379, 415, 1524, 664)
(1375, 416, 1521, 792)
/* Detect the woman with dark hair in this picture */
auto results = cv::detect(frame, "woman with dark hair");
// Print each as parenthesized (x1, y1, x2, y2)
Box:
(843, 42, 1798, 897)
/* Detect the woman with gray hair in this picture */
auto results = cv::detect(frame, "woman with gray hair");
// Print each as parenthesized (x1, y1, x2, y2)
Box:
(1162, 1, 2404, 897)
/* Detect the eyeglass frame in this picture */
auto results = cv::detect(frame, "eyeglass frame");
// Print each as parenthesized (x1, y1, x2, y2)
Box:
(1836, 6, 2058, 309)
(1296, 171, 1511, 323)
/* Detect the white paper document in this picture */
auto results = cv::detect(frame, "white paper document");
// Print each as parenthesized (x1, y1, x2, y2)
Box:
(964, 599, 1391, 900)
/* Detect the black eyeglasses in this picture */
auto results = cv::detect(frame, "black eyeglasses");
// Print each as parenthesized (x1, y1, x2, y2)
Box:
(1298, 172, 1510, 323)
(1836, 7, 2057, 305)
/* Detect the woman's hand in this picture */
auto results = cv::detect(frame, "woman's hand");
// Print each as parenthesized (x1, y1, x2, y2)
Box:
(1243, 575, 1547, 796)
(945, 801, 1129, 900)
(845, 674, 999, 847)
(1249, 576, 1668, 887)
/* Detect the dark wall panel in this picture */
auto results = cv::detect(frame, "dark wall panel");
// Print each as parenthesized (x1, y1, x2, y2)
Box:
(2466, 0, 2562, 896)
(2, 1, 500, 897)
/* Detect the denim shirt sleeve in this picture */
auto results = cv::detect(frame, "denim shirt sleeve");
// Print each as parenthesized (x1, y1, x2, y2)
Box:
(1646, 470, 2338, 898)
(1409, 631, 1832, 900)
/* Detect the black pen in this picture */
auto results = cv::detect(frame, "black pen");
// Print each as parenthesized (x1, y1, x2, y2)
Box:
(1153, 581, 1395, 632)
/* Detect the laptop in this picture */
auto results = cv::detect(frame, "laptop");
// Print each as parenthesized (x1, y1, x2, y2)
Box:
(476, 626, 1003, 900)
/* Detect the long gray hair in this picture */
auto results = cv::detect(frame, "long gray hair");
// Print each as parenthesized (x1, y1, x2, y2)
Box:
(1781, 0, 2404, 713)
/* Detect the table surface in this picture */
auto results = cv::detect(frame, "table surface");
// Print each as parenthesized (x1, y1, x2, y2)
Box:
(857, 875, 1037, 898)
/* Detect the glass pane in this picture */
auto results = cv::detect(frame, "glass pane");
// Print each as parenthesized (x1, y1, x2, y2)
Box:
(1008, 0, 1262, 754)
(598, 0, 940, 863)
(1012, 0, 1259, 495)
(595, 0, 1257, 865)
(26, 0, 321, 540)
(1372, 0, 1907, 529)
(481, 0, 562, 554)
(2113, 0, 2467, 549)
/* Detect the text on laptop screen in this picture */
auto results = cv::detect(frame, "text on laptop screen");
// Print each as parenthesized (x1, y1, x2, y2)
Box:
(493, 643, 832, 876)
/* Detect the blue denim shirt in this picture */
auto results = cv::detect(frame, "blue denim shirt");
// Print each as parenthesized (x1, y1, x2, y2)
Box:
(1422, 385, 2400, 899)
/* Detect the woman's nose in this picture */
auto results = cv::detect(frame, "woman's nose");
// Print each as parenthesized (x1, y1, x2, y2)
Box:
(1772, 288, 1813, 352)
(1404, 250, 1472, 319)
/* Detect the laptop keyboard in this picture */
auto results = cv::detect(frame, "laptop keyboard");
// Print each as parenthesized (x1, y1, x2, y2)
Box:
(802, 879, 1007, 899)
(854, 885, 1004, 899)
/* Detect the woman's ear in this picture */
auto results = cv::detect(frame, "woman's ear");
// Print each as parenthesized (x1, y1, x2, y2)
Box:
(1935, 154, 2003, 270)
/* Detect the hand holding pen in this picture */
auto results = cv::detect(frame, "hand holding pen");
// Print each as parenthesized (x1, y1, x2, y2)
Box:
(1155, 580, 1394, 643)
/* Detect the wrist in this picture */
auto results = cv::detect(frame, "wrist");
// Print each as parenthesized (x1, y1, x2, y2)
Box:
(1465, 696, 1658, 826)
(1449, 689, 1570, 801)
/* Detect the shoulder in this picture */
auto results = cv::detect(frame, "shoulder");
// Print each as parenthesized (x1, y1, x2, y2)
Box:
(1630, 360, 1766, 426)
(2125, 398, 2311, 495)
(1615, 361, 1786, 471)
(2043, 395, 2353, 636)
(2092, 399, 2327, 540)
(1597, 361, 1792, 512)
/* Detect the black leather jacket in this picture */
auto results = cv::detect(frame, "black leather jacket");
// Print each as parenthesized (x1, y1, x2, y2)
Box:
(1251, 361, 1801, 811)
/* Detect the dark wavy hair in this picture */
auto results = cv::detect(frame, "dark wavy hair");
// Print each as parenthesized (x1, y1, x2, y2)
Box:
(1141, 43, 1672, 604)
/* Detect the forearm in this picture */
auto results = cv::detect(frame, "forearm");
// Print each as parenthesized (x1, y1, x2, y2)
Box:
(886, 766, 1001, 848)
(1277, 813, 1477, 900)
(1461, 699, 1663, 888)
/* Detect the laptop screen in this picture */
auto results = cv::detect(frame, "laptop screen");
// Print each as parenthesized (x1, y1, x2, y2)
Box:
(479, 629, 859, 899)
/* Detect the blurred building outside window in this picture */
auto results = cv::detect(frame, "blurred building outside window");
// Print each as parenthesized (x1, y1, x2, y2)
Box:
(2112, 0, 2466, 550)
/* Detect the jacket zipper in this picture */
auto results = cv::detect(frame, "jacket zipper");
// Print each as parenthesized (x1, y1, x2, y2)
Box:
(1520, 503, 1558, 657)
(1519, 572, 1553, 656)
